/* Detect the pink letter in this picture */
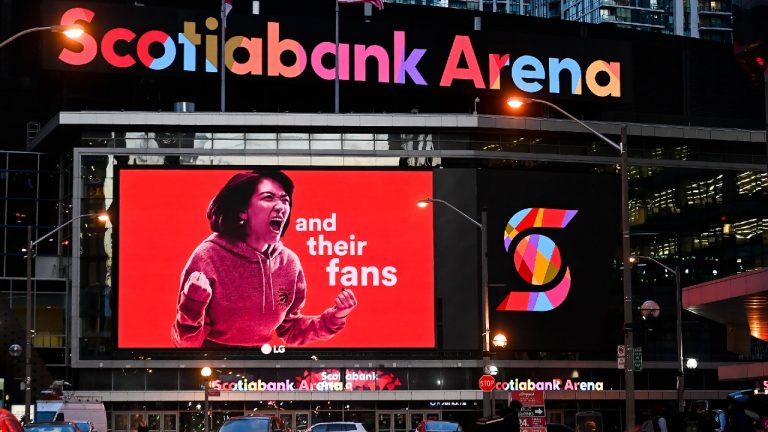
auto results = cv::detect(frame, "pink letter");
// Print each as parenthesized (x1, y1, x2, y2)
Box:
(101, 28, 136, 68)
(354, 44, 390, 83)
(439, 35, 485, 88)
(311, 42, 349, 80)
(58, 8, 97, 66)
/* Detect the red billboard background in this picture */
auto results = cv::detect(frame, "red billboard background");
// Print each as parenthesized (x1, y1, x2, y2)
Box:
(116, 169, 434, 348)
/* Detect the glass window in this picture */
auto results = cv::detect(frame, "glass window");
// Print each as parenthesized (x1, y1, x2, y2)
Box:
(114, 368, 145, 391)
(39, 173, 60, 199)
(9, 152, 39, 171)
(163, 415, 176, 432)
(310, 134, 342, 150)
(212, 133, 246, 150)
(78, 369, 112, 390)
(147, 368, 179, 390)
(342, 134, 375, 151)
(246, 133, 278, 149)
(37, 200, 60, 228)
(278, 133, 309, 150)
(6, 199, 35, 226)
(8, 172, 37, 198)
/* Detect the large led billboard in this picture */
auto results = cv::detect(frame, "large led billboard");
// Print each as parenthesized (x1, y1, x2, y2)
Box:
(480, 170, 621, 352)
(116, 169, 434, 349)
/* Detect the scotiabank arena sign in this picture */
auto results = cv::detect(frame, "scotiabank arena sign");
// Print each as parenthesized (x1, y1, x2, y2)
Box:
(46, 1, 629, 100)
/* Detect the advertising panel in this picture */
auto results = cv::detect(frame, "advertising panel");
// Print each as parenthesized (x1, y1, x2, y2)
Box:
(480, 170, 621, 351)
(116, 168, 434, 349)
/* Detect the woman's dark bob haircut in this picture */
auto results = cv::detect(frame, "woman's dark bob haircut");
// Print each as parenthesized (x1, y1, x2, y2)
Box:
(206, 170, 295, 238)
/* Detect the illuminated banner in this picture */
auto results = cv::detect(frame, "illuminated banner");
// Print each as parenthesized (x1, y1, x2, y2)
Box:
(212, 369, 403, 392)
(499, 379, 604, 391)
(44, 2, 629, 101)
(116, 169, 434, 348)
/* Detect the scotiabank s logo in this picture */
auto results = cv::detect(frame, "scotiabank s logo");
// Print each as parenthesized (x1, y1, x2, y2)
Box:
(498, 208, 578, 312)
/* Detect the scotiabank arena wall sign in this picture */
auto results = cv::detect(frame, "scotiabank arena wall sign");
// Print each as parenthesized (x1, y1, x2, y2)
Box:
(116, 169, 434, 349)
(43, 1, 631, 102)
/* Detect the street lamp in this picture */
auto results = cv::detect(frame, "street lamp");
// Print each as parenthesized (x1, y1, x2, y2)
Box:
(417, 198, 492, 417)
(0, 24, 84, 50)
(629, 255, 684, 413)
(24, 213, 109, 424)
(492, 333, 507, 348)
(506, 97, 634, 432)
(201, 367, 212, 432)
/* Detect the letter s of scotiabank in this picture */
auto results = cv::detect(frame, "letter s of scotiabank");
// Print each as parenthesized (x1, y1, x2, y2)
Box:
(59, 8, 98, 66)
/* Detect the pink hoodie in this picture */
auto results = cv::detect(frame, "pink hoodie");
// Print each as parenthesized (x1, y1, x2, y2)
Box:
(171, 233, 347, 347)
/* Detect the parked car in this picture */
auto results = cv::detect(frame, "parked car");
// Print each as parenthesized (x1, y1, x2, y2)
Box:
(309, 423, 367, 432)
(219, 416, 289, 432)
(0, 408, 24, 432)
(415, 421, 462, 432)
(23, 422, 81, 432)
(71, 421, 93, 432)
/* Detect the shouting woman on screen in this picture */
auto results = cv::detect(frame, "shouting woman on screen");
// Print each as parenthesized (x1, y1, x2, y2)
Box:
(171, 170, 357, 347)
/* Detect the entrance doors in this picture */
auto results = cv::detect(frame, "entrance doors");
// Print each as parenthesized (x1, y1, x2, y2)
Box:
(376, 412, 439, 432)
(279, 412, 310, 432)
(113, 412, 178, 432)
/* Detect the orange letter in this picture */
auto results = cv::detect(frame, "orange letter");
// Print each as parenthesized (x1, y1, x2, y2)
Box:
(267, 22, 306, 78)
(585, 60, 621, 97)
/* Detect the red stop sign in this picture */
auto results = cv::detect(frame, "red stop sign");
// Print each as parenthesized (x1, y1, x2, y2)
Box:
(478, 374, 496, 392)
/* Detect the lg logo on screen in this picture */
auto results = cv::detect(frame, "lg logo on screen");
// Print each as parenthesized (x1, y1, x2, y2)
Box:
(260, 343, 286, 354)
(498, 208, 578, 312)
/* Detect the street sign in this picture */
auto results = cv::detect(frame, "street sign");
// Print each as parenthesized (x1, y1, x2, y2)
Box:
(633, 347, 643, 371)
(511, 390, 546, 432)
(617, 345, 626, 357)
(617, 357, 625, 369)
(478, 374, 495, 392)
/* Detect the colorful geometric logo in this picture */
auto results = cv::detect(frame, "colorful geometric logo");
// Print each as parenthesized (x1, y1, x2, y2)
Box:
(498, 208, 578, 312)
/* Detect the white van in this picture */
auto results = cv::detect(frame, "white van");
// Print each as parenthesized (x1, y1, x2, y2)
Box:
(36, 398, 108, 432)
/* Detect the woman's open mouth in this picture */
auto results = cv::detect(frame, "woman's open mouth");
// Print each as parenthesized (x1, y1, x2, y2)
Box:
(269, 218, 283, 233)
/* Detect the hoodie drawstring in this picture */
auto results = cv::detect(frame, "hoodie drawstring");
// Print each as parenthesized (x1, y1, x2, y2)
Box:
(268, 254, 275, 309)
(257, 254, 266, 313)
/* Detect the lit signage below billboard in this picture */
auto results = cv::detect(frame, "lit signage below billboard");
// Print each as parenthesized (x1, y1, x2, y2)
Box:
(494, 379, 604, 391)
(211, 369, 403, 392)
(117, 169, 434, 349)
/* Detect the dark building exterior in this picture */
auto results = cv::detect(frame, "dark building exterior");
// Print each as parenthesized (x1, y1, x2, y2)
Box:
(0, 2, 766, 432)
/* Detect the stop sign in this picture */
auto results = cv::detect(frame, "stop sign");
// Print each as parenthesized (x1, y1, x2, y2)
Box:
(478, 374, 496, 392)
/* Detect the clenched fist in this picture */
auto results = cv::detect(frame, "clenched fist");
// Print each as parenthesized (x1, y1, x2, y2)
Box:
(183, 271, 213, 304)
(176, 271, 213, 326)
(332, 288, 358, 318)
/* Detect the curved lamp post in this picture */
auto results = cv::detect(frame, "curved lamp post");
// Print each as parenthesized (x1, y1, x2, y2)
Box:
(24, 213, 108, 423)
(0, 24, 83, 50)
(417, 198, 492, 416)
(507, 97, 634, 432)
(629, 255, 685, 413)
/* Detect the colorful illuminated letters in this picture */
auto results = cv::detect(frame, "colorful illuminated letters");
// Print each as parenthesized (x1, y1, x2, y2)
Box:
(58, 7, 622, 98)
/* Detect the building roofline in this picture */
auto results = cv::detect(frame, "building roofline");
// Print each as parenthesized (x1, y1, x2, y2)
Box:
(29, 111, 767, 151)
